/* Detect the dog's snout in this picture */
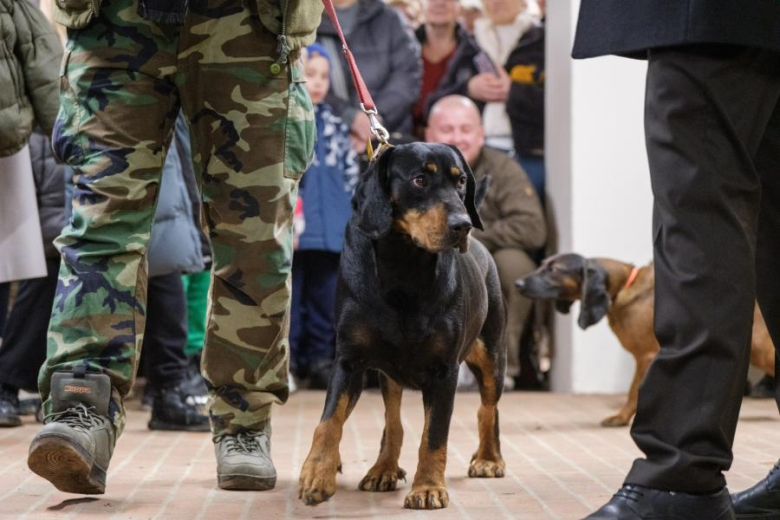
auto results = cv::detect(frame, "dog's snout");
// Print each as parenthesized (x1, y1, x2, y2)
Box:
(448, 216, 472, 236)
(515, 278, 526, 291)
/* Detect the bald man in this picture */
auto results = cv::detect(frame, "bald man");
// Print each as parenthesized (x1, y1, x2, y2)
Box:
(426, 95, 547, 386)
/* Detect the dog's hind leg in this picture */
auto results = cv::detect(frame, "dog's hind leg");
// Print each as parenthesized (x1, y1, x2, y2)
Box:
(465, 337, 507, 478)
(359, 373, 407, 492)
(404, 373, 458, 510)
(601, 353, 652, 427)
(299, 358, 365, 506)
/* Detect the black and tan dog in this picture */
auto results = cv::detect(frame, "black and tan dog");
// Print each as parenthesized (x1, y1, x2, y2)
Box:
(516, 253, 775, 427)
(298, 143, 507, 510)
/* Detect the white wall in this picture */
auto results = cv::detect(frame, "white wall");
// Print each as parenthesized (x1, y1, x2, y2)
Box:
(547, 0, 654, 393)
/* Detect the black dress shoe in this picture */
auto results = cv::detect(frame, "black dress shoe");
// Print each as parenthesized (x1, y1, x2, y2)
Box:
(584, 484, 735, 519)
(732, 460, 780, 519)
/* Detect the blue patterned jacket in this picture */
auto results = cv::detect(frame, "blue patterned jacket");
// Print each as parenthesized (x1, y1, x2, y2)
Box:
(297, 103, 359, 253)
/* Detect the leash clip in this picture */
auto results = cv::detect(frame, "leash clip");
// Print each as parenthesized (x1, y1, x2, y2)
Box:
(360, 103, 390, 145)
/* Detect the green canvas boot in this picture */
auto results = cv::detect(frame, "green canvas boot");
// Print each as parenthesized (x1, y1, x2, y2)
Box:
(214, 424, 277, 490)
(28, 370, 116, 494)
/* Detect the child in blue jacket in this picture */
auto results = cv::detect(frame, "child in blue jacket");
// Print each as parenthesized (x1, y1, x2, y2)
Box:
(290, 44, 359, 389)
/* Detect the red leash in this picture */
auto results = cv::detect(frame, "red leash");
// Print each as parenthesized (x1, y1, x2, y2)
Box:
(321, 0, 390, 145)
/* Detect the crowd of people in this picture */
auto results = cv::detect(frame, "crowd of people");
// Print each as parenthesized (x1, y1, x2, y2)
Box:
(0, 0, 547, 500)
(5, 0, 780, 518)
(0, 0, 549, 427)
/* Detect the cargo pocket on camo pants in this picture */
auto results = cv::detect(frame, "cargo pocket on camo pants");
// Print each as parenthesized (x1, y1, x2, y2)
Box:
(283, 78, 316, 181)
(53, 36, 88, 167)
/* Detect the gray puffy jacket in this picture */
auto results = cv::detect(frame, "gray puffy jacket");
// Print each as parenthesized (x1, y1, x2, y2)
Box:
(317, 0, 422, 137)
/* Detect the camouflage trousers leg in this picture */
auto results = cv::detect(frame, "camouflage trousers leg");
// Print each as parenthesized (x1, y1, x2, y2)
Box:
(41, 0, 315, 438)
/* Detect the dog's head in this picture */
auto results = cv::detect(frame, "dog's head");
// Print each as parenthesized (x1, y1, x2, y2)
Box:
(515, 253, 611, 329)
(351, 142, 488, 254)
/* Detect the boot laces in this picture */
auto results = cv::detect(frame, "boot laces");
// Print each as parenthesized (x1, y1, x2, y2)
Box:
(221, 430, 268, 455)
(614, 485, 645, 503)
(45, 403, 103, 432)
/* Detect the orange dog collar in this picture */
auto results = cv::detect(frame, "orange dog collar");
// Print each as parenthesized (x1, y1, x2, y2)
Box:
(624, 266, 640, 290)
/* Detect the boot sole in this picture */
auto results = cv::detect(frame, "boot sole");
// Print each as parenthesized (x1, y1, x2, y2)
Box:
(218, 474, 276, 491)
(148, 419, 210, 432)
(0, 416, 22, 428)
(28, 435, 106, 494)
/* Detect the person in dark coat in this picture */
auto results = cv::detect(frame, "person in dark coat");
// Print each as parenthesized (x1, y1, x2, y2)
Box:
(316, 0, 422, 144)
(505, 24, 545, 202)
(0, 131, 66, 427)
(412, 0, 490, 138)
(572, 2, 780, 519)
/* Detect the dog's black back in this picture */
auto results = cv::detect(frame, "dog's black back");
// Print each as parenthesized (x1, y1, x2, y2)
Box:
(335, 142, 504, 389)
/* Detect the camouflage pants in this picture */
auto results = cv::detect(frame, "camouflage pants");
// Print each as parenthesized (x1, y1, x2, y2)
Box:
(41, 0, 315, 437)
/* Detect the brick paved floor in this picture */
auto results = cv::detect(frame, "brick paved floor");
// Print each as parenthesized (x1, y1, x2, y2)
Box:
(1, 391, 778, 520)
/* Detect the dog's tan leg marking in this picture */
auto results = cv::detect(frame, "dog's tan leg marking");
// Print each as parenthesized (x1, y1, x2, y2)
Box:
(404, 408, 449, 510)
(601, 354, 653, 427)
(299, 394, 354, 505)
(359, 375, 407, 492)
(465, 339, 506, 478)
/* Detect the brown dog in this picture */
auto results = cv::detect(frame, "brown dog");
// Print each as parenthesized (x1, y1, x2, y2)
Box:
(516, 253, 775, 427)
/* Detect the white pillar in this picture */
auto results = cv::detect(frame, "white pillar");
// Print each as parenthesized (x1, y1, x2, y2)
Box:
(546, 0, 654, 392)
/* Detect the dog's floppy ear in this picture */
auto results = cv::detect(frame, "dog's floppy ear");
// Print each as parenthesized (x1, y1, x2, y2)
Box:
(445, 144, 484, 231)
(475, 175, 490, 209)
(352, 147, 393, 239)
(578, 260, 610, 329)
(556, 300, 574, 314)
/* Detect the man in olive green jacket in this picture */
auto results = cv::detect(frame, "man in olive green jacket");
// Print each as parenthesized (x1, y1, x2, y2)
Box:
(28, 0, 322, 495)
(0, 0, 62, 157)
(426, 95, 547, 384)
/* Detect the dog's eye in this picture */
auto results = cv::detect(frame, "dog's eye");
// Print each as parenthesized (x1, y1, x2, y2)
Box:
(412, 175, 429, 188)
(457, 176, 467, 190)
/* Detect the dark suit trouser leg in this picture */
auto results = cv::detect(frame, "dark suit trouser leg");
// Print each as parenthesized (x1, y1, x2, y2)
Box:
(626, 45, 780, 493)
(754, 109, 780, 412)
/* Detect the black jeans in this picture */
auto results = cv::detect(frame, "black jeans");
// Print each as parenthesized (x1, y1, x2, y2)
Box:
(0, 259, 60, 392)
(0, 282, 9, 339)
(626, 45, 780, 493)
(142, 272, 189, 389)
(289, 250, 340, 375)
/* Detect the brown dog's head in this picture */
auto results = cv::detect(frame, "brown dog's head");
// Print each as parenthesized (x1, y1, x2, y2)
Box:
(515, 253, 611, 329)
(351, 143, 488, 253)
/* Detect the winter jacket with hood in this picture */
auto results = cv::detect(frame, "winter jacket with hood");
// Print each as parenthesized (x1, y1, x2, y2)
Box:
(297, 103, 359, 253)
(0, 0, 62, 157)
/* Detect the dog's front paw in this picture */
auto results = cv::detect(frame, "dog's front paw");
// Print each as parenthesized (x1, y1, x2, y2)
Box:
(600, 414, 630, 427)
(359, 462, 406, 492)
(298, 455, 339, 506)
(468, 457, 506, 478)
(404, 485, 449, 509)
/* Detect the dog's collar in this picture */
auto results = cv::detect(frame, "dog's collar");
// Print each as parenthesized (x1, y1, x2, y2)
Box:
(624, 266, 640, 290)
